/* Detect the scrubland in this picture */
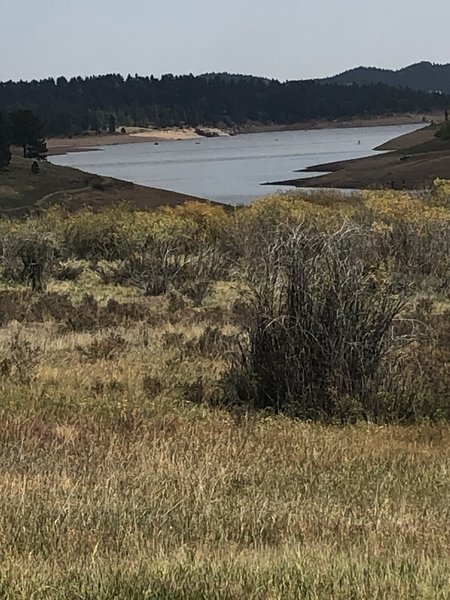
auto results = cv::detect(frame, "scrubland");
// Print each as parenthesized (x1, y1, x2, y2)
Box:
(0, 185, 449, 598)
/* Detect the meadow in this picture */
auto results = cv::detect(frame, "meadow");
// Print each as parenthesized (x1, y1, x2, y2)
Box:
(0, 186, 449, 598)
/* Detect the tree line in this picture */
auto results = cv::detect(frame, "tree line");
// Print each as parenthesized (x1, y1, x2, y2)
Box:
(0, 110, 48, 168)
(0, 73, 448, 137)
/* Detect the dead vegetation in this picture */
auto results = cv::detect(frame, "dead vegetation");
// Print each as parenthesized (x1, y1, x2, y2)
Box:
(0, 188, 449, 597)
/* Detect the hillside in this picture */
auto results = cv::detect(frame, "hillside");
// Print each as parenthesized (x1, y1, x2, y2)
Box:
(0, 73, 448, 137)
(0, 156, 210, 217)
(319, 61, 450, 93)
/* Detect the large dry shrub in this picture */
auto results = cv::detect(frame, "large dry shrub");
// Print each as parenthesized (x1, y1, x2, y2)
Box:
(227, 224, 407, 421)
(382, 299, 450, 420)
(0, 231, 60, 292)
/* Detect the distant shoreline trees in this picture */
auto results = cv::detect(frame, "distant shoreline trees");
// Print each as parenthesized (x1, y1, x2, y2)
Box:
(0, 73, 448, 137)
(9, 110, 47, 159)
(0, 110, 48, 167)
(108, 114, 116, 134)
(0, 113, 11, 169)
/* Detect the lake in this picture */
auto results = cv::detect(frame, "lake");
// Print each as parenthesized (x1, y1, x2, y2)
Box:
(50, 124, 424, 205)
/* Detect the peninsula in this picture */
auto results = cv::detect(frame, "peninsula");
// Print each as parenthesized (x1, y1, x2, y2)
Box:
(267, 122, 450, 190)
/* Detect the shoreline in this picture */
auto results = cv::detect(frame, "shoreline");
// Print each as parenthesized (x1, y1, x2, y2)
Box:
(47, 113, 438, 157)
(1, 155, 221, 218)
(47, 128, 204, 156)
(232, 112, 437, 135)
(265, 124, 450, 191)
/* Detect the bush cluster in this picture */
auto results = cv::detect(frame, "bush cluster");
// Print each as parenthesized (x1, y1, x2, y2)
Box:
(1, 187, 450, 421)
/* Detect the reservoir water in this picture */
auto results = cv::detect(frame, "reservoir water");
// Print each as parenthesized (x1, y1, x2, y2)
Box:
(50, 124, 424, 205)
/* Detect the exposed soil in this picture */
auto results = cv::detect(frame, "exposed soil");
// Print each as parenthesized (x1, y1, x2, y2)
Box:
(0, 156, 216, 217)
(234, 112, 439, 135)
(266, 123, 450, 190)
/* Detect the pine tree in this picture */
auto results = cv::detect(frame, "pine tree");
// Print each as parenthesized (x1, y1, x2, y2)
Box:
(108, 114, 116, 134)
(27, 138, 48, 160)
(0, 113, 11, 169)
(9, 110, 44, 158)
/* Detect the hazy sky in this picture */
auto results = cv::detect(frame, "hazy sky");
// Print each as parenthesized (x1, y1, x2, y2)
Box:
(2, 0, 449, 82)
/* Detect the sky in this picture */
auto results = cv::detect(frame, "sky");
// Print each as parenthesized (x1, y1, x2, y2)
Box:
(2, 0, 449, 82)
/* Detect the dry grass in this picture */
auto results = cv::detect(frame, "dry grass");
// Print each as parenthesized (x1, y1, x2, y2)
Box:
(0, 307, 448, 599)
(0, 398, 449, 598)
(1, 192, 450, 597)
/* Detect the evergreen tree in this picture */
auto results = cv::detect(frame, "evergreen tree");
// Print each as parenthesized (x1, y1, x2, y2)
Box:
(108, 114, 116, 134)
(0, 113, 11, 169)
(27, 138, 48, 160)
(9, 110, 44, 158)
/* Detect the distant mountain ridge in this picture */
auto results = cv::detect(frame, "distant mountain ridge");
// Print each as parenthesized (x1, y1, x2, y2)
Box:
(318, 61, 450, 93)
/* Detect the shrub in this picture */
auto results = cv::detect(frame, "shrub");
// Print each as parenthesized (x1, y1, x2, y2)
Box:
(63, 205, 143, 262)
(0, 332, 40, 385)
(78, 334, 127, 362)
(381, 301, 450, 420)
(435, 121, 450, 141)
(178, 244, 231, 305)
(95, 232, 190, 295)
(1, 230, 60, 292)
(226, 224, 406, 421)
(96, 236, 231, 300)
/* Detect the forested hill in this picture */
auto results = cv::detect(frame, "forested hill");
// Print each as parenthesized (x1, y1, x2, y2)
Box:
(319, 62, 450, 93)
(0, 72, 448, 137)
(199, 72, 271, 83)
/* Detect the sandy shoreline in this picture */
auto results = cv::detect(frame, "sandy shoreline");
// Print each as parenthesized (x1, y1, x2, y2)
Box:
(47, 128, 205, 156)
(47, 113, 439, 156)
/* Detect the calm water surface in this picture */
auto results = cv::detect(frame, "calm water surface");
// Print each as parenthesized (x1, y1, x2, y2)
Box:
(50, 124, 424, 204)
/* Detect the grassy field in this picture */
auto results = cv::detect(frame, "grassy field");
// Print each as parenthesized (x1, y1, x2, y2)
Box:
(1, 391, 449, 598)
(0, 188, 449, 597)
